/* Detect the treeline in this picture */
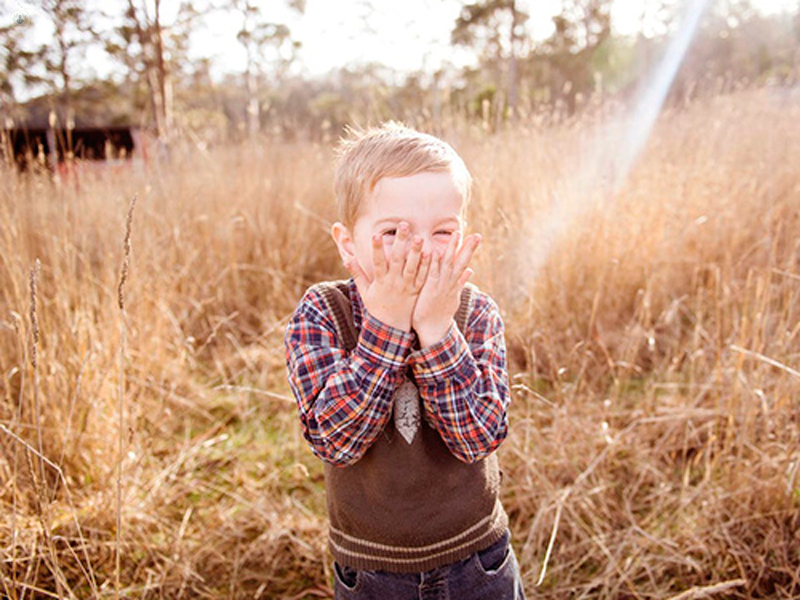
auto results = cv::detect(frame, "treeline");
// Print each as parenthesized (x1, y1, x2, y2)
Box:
(1, 0, 798, 143)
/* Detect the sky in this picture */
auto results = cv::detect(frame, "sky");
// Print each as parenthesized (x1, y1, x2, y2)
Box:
(190, 0, 800, 78)
(7, 0, 800, 84)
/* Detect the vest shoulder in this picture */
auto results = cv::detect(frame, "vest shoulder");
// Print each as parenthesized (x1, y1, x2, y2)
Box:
(305, 278, 352, 298)
(462, 283, 502, 320)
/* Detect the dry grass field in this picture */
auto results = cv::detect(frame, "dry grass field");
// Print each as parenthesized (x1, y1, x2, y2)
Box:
(1, 88, 799, 598)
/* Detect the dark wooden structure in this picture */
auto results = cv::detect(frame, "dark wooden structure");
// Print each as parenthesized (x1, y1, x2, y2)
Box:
(2, 126, 138, 170)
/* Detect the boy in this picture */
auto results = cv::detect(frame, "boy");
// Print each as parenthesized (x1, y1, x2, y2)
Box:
(285, 122, 526, 599)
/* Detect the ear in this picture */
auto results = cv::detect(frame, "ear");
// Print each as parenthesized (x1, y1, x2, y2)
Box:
(331, 222, 356, 264)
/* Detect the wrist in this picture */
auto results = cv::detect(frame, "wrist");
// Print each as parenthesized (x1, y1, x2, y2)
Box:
(414, 319, 453, 348)
(368, 307, 412, 332)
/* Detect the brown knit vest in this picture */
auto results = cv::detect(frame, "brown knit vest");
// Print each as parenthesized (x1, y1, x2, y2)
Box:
(315, 280, 508, 573)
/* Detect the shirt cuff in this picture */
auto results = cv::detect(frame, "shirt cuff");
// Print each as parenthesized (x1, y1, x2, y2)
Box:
(408, 322, 471, 384)
(354, 311, 415, 370)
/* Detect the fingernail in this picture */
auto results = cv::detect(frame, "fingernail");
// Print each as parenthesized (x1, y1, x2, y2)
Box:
(413, 235, 422, 245)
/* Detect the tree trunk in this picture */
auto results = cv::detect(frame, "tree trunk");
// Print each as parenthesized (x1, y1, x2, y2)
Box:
(57, 29, 73, 158)
(246, 65, 260, 140)
(508, 0, 519, 118)
(127, 0, 161, 137)
(794, 9, 800, 82)
(243, 0, 260, 141)
(153, 0, 172, 140)
(245, 43, 259, 139)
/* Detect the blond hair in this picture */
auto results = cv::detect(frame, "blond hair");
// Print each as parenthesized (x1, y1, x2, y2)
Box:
(334, 122, 472, 230)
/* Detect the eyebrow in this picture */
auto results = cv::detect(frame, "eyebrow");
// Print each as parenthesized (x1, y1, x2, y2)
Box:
(374, 217, 460, 227)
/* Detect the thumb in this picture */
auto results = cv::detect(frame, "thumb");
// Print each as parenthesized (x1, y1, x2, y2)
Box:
(457, 267, 474, 289)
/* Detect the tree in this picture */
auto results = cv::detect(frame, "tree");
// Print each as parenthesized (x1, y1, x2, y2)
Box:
(38, 0, 97, 159)
(540, 0, 613, 111)
(0, 20, 44, 118)
(107, 0, 204, 141)
(451, 0, 529, 116)
(0, 13, 44, 165)
(669, 0, 800, 96)
(232, 0, 304, 140)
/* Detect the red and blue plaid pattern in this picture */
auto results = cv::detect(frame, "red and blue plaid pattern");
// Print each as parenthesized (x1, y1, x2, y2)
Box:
(284, 278, 510, 466)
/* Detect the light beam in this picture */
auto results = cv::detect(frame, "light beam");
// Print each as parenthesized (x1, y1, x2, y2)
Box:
(514, 0, 713, 301)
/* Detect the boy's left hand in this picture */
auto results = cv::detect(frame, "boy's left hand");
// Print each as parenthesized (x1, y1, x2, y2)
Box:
(411, 231, 482, 348)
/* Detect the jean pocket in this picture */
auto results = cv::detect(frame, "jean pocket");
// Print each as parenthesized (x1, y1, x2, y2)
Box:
(476, 532, 512, 576)
(333, 561, 361, 592)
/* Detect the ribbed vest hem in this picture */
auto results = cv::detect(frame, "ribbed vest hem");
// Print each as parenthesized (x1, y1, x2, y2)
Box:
(329, 499, 509, 573)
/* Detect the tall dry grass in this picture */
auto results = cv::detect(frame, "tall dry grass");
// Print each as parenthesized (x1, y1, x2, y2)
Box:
(1, 88, 799, 598)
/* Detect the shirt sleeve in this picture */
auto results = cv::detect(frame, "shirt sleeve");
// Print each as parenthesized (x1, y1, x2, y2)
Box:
(407, 292, 510, 464)
(284, 286, 415, 466)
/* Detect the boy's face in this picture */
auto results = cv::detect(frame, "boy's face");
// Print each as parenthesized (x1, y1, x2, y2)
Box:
(332, 170, 466, 281)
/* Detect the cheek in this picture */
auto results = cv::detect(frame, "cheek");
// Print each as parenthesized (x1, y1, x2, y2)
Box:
(432, 236, 452, 252)
(355, 245, 372, 279)
(352, 238, 383, 278)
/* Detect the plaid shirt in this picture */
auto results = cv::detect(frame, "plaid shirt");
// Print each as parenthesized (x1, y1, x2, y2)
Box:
(284, 278, 510, 467)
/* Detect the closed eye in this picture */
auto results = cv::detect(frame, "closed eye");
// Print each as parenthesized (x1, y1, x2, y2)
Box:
(382, 228, 397, 237)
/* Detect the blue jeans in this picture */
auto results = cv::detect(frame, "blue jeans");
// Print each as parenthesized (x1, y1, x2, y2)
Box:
(333, 531, 527, 600)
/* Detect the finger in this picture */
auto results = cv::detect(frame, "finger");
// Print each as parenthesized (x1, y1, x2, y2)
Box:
(453, 233, 482, 276)
(414, 250, 432, 290)
(372, 233, 387, 278)
(440, 230, 461, 276)
(389, 222, 412, 271)
(457, 267, 474, 289)
(403, 235, 423, 284)
(428, 249, 442, 281)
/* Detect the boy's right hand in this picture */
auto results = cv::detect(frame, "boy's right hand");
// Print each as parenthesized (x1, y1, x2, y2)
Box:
(344, 222, 431, 332)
